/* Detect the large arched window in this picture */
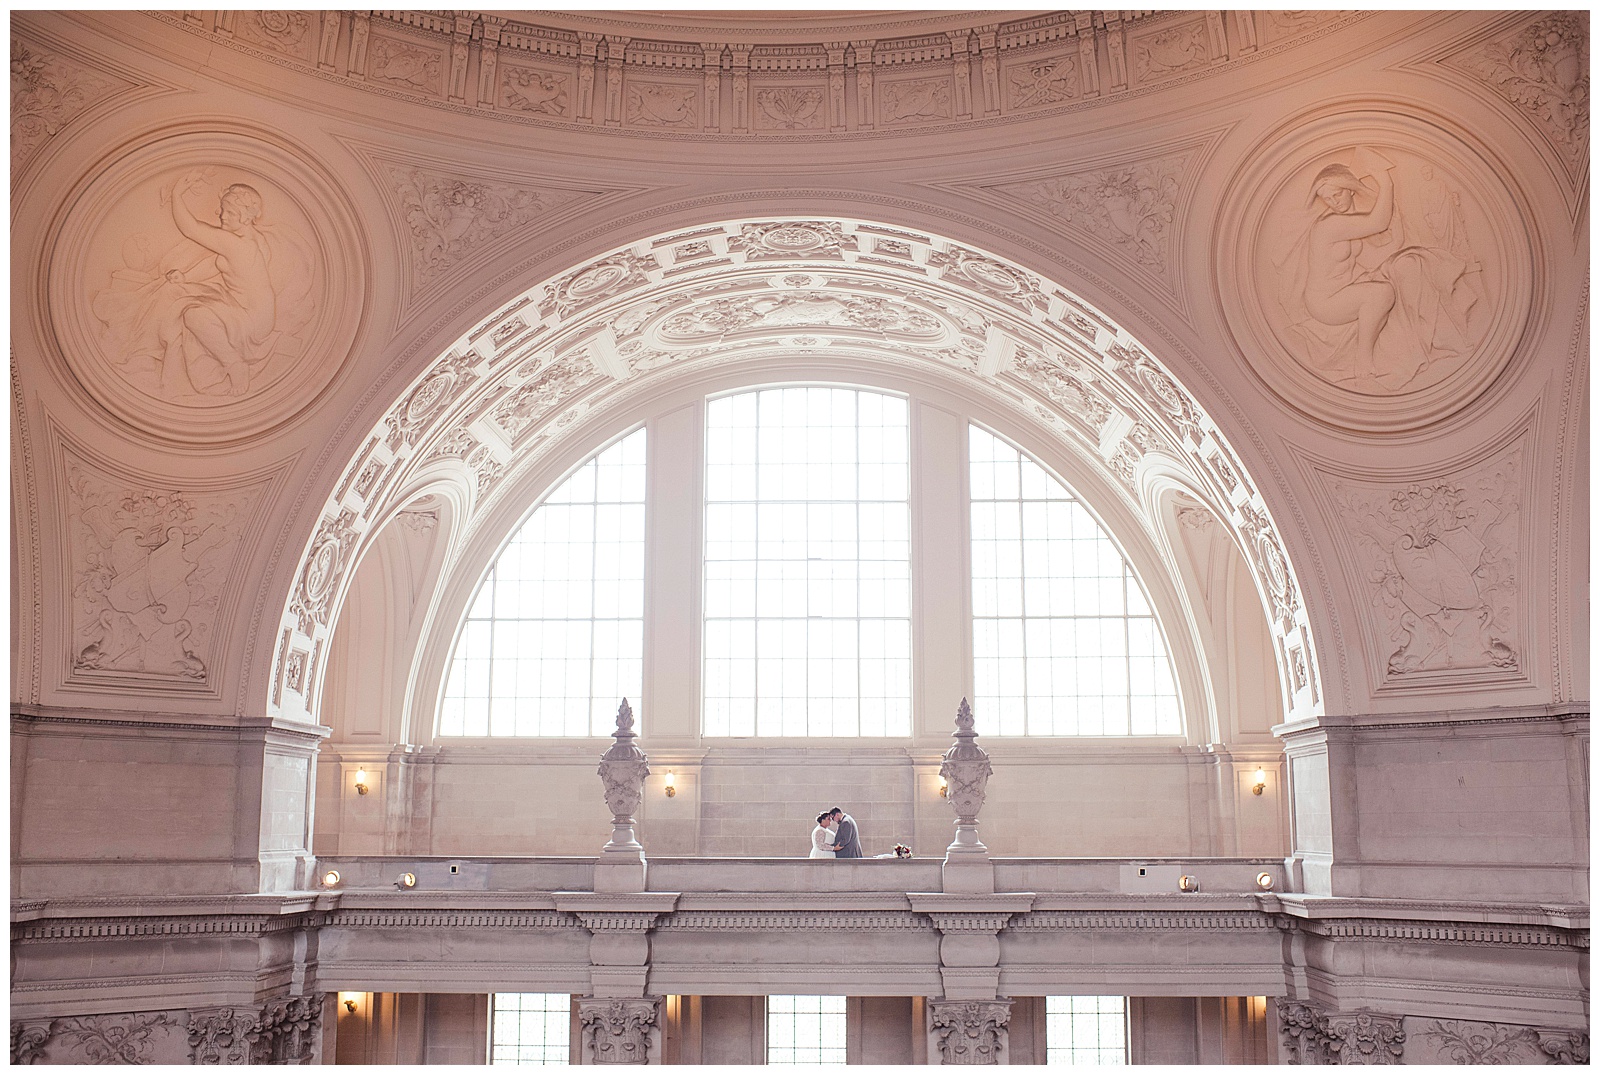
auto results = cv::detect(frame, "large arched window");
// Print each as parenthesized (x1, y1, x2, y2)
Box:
(438, 428, 646, 736)
(438, 383, 1181, 739)
(702, 386, 911, 737)
(970, 426, 1180, 736)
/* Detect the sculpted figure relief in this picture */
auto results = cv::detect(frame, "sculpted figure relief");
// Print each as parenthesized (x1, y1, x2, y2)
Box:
(90, 169, 315, 401)
(69, 469, 245, 682)
(1266, 147, 1489, 394)
(1335, 449, 1521, 679)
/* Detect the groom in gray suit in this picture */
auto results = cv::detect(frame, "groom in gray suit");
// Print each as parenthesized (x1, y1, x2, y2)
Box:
(828, 807, 863, 858)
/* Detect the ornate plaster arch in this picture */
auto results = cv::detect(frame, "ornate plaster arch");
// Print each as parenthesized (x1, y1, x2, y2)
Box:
(272, 216, 1322, 725)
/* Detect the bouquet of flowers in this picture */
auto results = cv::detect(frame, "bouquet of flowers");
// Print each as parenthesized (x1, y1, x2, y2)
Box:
(892, 844, 912, 859)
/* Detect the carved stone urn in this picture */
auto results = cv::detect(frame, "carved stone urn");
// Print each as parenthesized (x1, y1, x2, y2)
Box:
(597, 699, 650, 855)
(939, 698, 994, 855)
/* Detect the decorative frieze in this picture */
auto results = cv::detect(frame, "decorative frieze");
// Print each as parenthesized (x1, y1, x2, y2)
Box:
(156, 10, 1366, 140)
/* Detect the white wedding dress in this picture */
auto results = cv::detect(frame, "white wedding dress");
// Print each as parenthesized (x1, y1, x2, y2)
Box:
(809, 824, 836, 859)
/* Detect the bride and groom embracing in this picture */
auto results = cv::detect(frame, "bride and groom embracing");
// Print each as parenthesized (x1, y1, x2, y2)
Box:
(809, 807, 863, 859)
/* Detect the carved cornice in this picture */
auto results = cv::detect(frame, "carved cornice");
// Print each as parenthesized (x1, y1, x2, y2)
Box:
(326, 909, 579, 931)
(1010, 909, 1275, 932)
(656, 911, 925, 931)
(13, 914, 315, 943)
(572, 911, 666, 932)
(1290, 917, 1585, 950)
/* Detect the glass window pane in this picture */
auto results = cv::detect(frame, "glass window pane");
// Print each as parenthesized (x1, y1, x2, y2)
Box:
(767, 996, 847, 1066)
(1046, 996, 1127, 1066)
(969, 425, 1181, 737)
(490, 993, 570, 1065)
(439, 429, 646, 737)
(704, 387, 911, 738)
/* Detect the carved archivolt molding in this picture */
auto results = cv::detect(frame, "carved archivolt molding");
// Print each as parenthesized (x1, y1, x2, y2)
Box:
(153, 10, 1361, 139)
(44, 127, 366, 445)
(1218, 107, 1533, 434)
(272, 216, 1320, 725)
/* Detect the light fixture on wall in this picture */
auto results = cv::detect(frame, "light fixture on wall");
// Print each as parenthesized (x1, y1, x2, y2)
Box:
(344, 998, 358, 1014)
(1256, 872, 1275, 891)
(664, 771, 676, 797)
(395, 872, 417, 889)
(355, 767, 370, 796)
(1178, 874, 1199, 892)
(1252, 767, 1267, 796)
(321, 870, 342, 888)
(938, 775, 948, 798)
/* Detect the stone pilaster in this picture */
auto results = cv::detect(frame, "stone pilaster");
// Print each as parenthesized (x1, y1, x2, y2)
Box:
(927, 998, 1012, 1065)
(577, 996, 663, 1065)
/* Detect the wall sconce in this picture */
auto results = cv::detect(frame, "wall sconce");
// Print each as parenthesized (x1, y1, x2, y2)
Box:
(1178, 874, 1199, 892)
(1256, 872, 1275, 891)
(321, 869, 341, 888)
(395, 872, 417, 889)
(664, 771, 676, 797)
(344, 999, 358, 1014)
(1252, 767, 1267, 796)
(938, 775, 948, 798)
(354, 767, 369, 796)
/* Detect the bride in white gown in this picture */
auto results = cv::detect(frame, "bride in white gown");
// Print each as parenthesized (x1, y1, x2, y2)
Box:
(809, 812, 838, 858)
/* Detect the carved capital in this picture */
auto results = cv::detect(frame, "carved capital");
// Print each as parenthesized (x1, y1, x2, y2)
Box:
(578, 996, 661, 1065)
(929, 998, 1011, 1065)
(1279, 1002, 1405, 1065)
(1539, 1029, 1590, 1065)
(188, 993, 321, 1065)
(1278, 1000, 1335, 1064)
(11, 1021, 53, 1065)
(1326, 1011, 1405, 1065)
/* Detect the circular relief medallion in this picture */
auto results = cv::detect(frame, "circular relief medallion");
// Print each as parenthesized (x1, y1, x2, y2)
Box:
(49, 129, 364, 445)
(1220, 111, 1531, 432)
